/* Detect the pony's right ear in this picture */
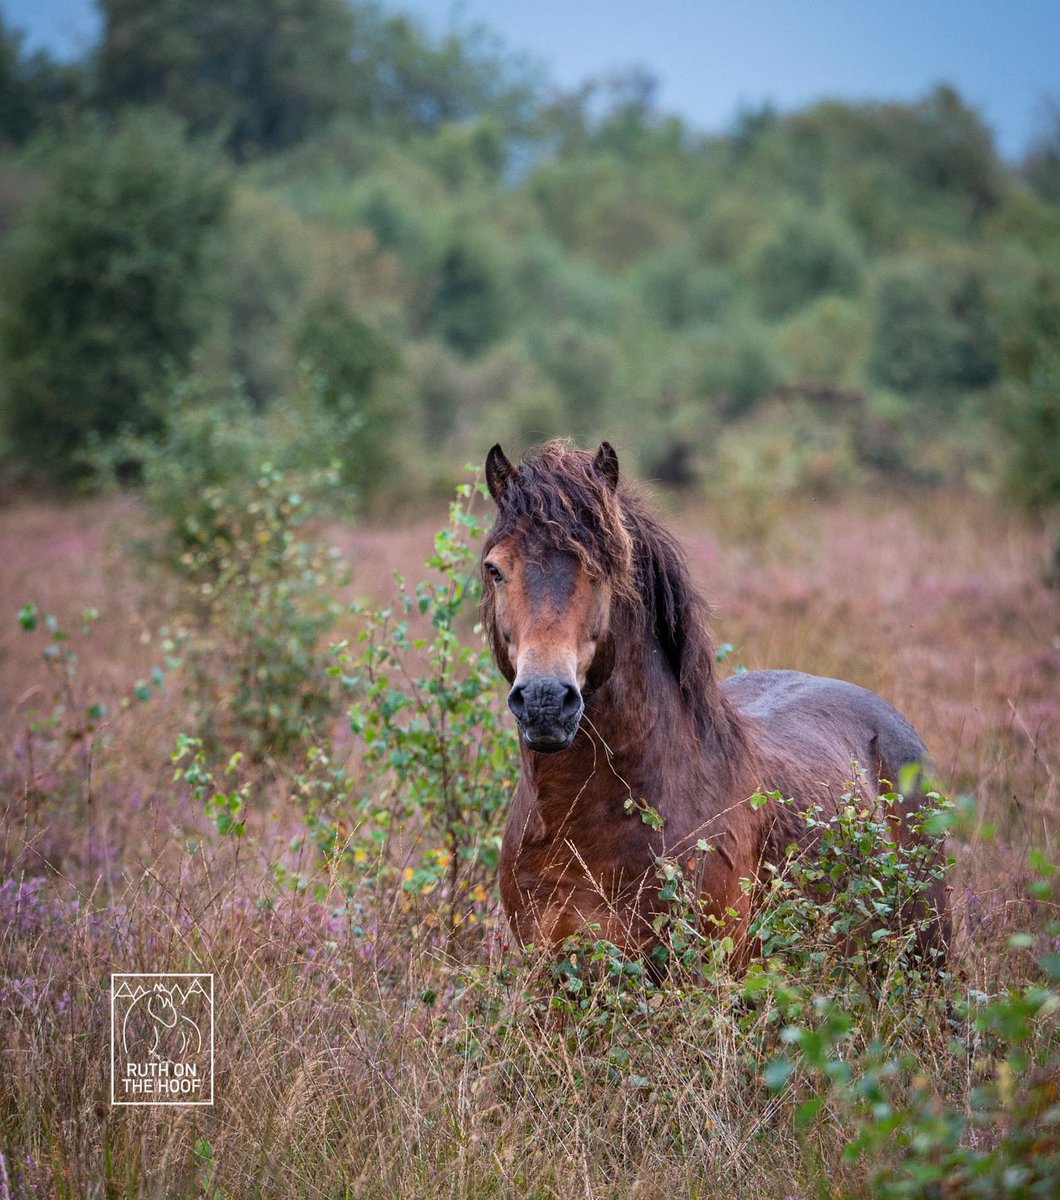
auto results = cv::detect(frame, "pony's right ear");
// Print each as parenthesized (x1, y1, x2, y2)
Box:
(593, 441, 620, 492)
(485, 443, 516, 502)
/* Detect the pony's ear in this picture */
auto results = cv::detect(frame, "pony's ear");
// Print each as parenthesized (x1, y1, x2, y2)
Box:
(485, 443, 516, 502)
(593, 441, 620, 492)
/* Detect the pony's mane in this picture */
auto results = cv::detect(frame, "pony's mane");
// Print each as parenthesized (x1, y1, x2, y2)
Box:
(482, 440, 724, 734)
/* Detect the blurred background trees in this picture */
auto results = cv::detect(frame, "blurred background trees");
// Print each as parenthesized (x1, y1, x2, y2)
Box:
(0, 109, 227, 479)
(0, 11, 85, 145)
(0, 0, 1056, 542)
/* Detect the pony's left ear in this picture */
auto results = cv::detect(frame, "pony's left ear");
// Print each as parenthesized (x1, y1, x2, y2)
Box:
(593, 441, 620, 492)
(485, 443, 516, 502)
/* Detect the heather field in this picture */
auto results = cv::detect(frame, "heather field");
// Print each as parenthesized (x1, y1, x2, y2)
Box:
(0, 486, 1056, 1199)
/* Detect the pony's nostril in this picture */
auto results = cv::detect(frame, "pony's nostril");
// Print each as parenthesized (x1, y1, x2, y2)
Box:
(561, 684, 582, 719)
(507, 684, 527, 721)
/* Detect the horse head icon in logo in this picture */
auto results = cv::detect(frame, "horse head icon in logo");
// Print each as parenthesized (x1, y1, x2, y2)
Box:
(122, 980, 204, 1061)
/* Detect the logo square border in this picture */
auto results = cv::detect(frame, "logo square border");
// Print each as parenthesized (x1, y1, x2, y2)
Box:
(110, 973, 215, 1106)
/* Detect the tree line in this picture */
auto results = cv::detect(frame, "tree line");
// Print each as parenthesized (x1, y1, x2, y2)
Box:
(0, 0, 1056, 525)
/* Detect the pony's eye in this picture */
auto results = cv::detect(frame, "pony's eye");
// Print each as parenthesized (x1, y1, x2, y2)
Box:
(486, 562, 504, 584)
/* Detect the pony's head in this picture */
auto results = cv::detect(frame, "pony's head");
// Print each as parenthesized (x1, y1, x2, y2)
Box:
(481, 439, 634, 752)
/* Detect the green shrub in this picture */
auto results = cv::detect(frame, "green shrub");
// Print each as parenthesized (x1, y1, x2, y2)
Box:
(688, 318, 786, 417)
(135, 386, 348, 756)
(1023, 101, 1060, 204)
(751, 783, 952, 993)
(169, 460, 346, 757)
(869, 257, 999, 405)
(528, 321, 618, 437)
(753, 210, 864, 318)
(510, 232, 628, 331)
(635, 246, 737, 329)
(429, 230, 512, 356)
(9, 602, 166, 875)
(465, 341, 565, 452)
(777, 294, 871, 386)
(285, 480, 516, 948)
(703, 399, 865, 539)
(204, 186, 318, 407)
(341, 171, 437, 251)
(295, 294, 406, 502)
(423, 118, 507, 188)
(759, 845, 1059, 1200)
(1000, 350, 1060, 513)
(13, 604, 109, 813)
(0, 111, 228, 481)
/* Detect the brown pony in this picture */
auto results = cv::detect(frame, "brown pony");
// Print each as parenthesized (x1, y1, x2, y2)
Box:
(481, 438, 950, 968)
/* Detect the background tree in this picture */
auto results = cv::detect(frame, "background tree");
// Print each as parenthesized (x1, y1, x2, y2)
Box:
(752, 210, 863, 318)
(0, 12, 84, 146)
(95, 0, 537, 159)
(868, 257, 998, 408)
(346, 9, 537, 135)
(429, 231, 511, 357)
(96, 0, 359, 159)
(0, 111, 228, 480)
(296, 294, 405, 502)
(1023, 99, 1060, 204)
(0, 1, 1055, 503)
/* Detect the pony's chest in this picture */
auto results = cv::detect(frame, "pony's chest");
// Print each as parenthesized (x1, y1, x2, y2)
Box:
(501, 796, 655, 900)
(501, 843, 656, 952)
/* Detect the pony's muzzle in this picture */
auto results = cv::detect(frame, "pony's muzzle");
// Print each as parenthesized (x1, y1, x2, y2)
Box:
(508, 676, 584, 752)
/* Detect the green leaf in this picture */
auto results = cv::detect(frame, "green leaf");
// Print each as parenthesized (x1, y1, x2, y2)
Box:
(1039, 952, 1060, 981)
(763, 1057, 794, 1091)
(794, 1096, 824, 1127)
(640, 804, 664, 829)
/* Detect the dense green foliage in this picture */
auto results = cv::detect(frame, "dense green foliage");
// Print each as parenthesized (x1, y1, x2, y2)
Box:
(95, 0, 533, 158)
(0, 111, 227, 479)
(0, 2, 1057, 513)
(0, 12, 84, 145)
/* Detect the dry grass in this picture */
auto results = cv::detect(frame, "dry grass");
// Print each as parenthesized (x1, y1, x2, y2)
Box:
(0, 486, 1057, 1199)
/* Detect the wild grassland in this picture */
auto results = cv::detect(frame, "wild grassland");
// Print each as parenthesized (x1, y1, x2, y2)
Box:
(0, 487, 1056, 1199)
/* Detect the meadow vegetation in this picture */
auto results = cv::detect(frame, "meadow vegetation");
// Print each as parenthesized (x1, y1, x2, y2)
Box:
(1, 476, 1056, 1198)
(0, 2, 1058, 1196)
